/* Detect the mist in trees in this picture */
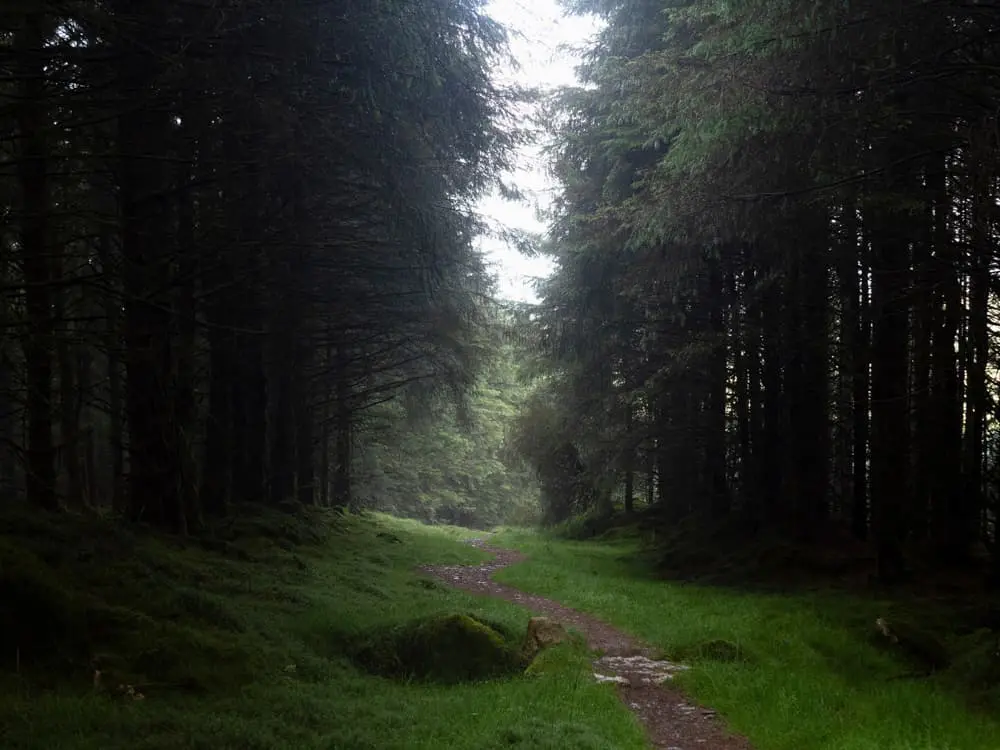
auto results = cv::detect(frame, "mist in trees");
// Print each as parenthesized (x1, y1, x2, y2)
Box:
(362, 333, 541, 528)
(509, 0, 1000, 585)
(1, 1, 532, 531)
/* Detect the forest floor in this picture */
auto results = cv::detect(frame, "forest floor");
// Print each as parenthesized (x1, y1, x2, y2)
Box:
(489, 527, 1000, 750)
(3, 509, 999, 749)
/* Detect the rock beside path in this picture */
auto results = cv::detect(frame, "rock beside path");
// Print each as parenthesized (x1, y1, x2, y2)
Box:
(523, 616, 570, 660)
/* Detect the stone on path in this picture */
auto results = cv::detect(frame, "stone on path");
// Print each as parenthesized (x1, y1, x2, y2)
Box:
(592, 654, 690, 686)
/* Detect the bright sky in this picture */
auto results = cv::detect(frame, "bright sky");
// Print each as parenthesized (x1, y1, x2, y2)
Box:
(478, 0, 602, 304)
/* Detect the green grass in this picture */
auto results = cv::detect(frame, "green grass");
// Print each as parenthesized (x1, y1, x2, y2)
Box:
(491, 527, 1000, 750)
(0, 509, 647, 750)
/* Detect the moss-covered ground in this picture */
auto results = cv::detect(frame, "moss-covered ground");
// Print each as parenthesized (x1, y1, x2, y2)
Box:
(492, 526, 1000, 750)
(0, 509, 646, 750)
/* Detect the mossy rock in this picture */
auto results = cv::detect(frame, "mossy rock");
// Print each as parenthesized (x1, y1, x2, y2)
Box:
(524, 642, 585, 678)
(676, 638, 752, 664)
(351, 613, 526, 684)
(522, 617, 570, 661)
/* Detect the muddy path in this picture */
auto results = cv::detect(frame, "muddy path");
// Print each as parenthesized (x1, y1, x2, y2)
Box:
(420, 540, 754, 750)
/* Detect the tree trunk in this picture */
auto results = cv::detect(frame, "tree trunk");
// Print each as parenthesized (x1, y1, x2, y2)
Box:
(760, 275, 784, 522)
(835, 201, 858, 522)
(55, 278, 82, 508)
(332, 347, 353, 508)
(795, 216, 830, 523)
(295, 341, 315, 506)
(732, 258, 752, 512)
(705, 258, 729, 517)
(174, 156, 200, 530)
(16, 11, 58, 511)
(97, 200, 124, 514)
(851, 231, 871, 541)
(622, 400, 634, 514)
(114, 3, 184, 532)
(961, 137, 991, 563)
(928, 158, 963, 560)
(909, 177, 934, 546)
(868, 180, 911, 583)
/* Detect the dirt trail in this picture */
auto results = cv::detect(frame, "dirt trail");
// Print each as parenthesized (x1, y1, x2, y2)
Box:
(420, 540, 754, 750)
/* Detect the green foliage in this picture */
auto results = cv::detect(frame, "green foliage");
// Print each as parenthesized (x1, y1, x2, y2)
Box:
(360, 336, 540, 528)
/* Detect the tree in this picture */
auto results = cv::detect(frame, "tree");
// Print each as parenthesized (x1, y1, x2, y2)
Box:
(1, 0, 523, 535)
(527, 0, 1000, 583)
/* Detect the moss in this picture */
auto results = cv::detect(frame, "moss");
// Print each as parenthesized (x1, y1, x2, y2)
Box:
(351, 613, 526, 684)
(524, 642, 585, 677)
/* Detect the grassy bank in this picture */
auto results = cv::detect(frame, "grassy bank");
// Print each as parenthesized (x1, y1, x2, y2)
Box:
(1, 510, 645, 750)
(492, 527, 1000, 750)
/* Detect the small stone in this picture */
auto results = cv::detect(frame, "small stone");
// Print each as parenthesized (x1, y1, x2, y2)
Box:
(594, 672, 630, 685)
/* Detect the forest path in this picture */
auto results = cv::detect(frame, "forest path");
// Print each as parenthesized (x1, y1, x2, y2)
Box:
(421, 539, 754, 750)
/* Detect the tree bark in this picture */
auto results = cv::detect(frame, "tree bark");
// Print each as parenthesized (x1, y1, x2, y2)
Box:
(114, 3, 184, 532)
(16, 10, 58, 511)
(868, 176, 911, 583)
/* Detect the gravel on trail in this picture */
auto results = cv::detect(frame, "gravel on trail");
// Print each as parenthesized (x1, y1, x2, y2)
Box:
(419, 539, 755, 750)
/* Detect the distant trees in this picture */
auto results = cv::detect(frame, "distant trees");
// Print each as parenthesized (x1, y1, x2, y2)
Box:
(362, 328, 541, 528)
(517, 0, 1000, 583)
(1, 1, 521, 529)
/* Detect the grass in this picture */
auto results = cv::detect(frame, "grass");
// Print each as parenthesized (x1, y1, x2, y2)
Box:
(491, 527, 1000, 750)
(0, 508, 647, 750)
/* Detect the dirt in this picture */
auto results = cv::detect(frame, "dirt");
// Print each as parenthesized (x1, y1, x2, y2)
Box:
(420, 540, 754, 750)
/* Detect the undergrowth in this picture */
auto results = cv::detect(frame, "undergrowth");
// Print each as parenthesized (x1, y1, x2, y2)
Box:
(492, 526, 1000, 750)
(0, 508, 647, 750)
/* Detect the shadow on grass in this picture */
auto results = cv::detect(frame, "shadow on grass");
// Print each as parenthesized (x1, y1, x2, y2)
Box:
(0, 508, 648, 750)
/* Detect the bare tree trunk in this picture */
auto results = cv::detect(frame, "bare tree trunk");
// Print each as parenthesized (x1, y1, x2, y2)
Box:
(732, 259, 752, 513)
(55, 278, 82, 508)
(98, 214, 124, 514)
(114, 3, 184, 532)
(622, 400, 634, 514)
(333, 347, 353, 508)
(869, 173, 912, 584)
(295, 340, 315, 506)
(928, 159, 963, 560)
(795, 216, 830, 523)
(961, 132, 991, 563)
(835, 202, 858, 522)
(15, 10, 57, 511)
(705, 258, 729, 517)
(909, 177, 935, 546)
(174, 156, 200, 530)
(852, 221, 871, 541)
